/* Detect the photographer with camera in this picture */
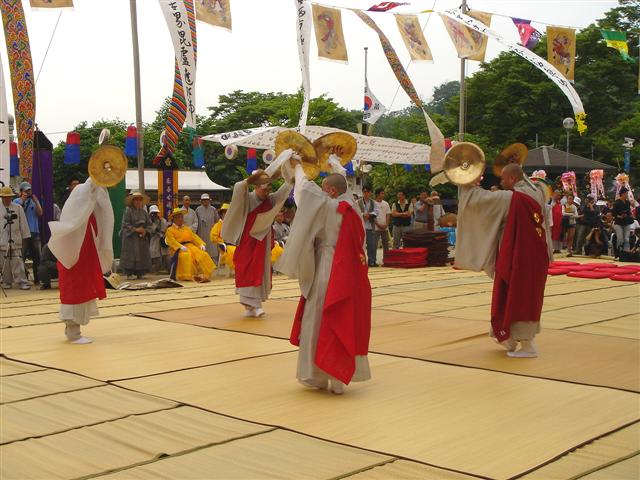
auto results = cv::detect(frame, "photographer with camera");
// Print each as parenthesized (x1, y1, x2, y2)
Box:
(357, 186, 379, 267)
(12, 182, 43, 284)
(575, 194, 599, 255)
(0, 186, 31, 290)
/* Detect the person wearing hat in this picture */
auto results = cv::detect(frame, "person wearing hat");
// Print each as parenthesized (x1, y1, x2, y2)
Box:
(1, 186, 31, 290)
(148, 205, 169, 273)
(210, 203, 235, 274)
(195, 193, 219, 263)
(165, 207, 215, 281)
(222, 169, 293, 318)
(120, 192, 152, 279)
(12, 181, 43, 284)
(613, 187, 635, 255)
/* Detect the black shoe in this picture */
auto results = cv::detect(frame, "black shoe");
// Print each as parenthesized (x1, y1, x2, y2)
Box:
(39, 284, 51, 290)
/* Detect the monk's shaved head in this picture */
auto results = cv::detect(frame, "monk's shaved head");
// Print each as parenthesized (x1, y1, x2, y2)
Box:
(322, 173, 348, 198)
(500, 163, 525, 190)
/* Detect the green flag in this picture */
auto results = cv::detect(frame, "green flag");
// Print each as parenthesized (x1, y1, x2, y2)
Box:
(600, 30, 633, 62)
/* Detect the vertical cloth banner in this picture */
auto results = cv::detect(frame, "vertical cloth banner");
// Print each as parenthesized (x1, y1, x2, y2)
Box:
(600, 30, 633, 62)
(294, 0, 311, 134)
(395, 14, 433, 62)
(0, 58, 9, 187)
(512, 17, 541, 50)
(1, 0, 36, 180)
(29, 0, 72, 7)
(32, 130, 53, 244)
(363, 80, 386, 124)
(158, 164, 179, 220)
(441, 10, 491, 61)
(155, 0, 197, 165)
(195, 0, 231, 30)
(353, 9, 445, 172)
(311, 4, 348, 63)
(437, 9, 586, 134)
(547, 26, 576, 82)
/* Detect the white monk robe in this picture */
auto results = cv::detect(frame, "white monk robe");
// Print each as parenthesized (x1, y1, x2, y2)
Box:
(277, 162, 371, 387)
(455, 180, 553, 340)
(222, 174, 293, 310)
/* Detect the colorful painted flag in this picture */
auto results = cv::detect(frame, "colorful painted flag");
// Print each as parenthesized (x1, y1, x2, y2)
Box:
(64, 131, 80, 165)
(466, 11, 492, 62)
(0, 58, 8, 187)
(440, 10, 491, 61)
(600, 30, 633, 62)
(246, 148, 257, 174)
(195, 0, 231, 31)
(363, 81, 386, 124)
(547, 26, 576, 82)
(512, 18, 541, 50)
(29, 0, 73, 7)
(124, 125, 137, 157)
(193, 136, 204, 167)
(395, 14, 432, 62)
(312, 4, 348, 62)
(9, 142, 19, 177)
(368, 2, 408, 12)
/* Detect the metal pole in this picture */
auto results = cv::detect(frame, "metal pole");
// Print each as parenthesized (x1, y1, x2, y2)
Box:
(565, 131, 570, 172)
(458, 0, 468, 141)
(129, 0, 145, 194)
(364, 47, 369, 137)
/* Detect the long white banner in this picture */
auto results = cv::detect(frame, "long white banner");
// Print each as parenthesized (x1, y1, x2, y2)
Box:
(294, 0, 312, 134)
(437, 8, 587, 134)
(159, 0, 197, 129)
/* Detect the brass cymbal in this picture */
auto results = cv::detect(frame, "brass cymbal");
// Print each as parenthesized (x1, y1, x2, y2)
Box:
(313, 132, 357, 172)
(493, 142, 528, 177)
(442, 142, 486, 186)
(88, 145, 127, 188)
(275, 130, 318, 180)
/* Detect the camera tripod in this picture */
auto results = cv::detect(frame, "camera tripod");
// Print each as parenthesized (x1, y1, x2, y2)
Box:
(1, 211, 19, 298)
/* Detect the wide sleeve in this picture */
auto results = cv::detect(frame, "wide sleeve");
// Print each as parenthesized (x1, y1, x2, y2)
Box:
(143, 211, 153, 234)
(121, 208, 135, 235)
(210, 221, 223, 244)
(164, 227, 183, 252)
(454, 186, 512, 278)
(191, 232, 206, 248)
(221, 181, 249, 245)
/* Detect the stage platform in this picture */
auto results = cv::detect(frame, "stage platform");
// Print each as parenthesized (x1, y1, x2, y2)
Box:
(1, 258, 638, 479)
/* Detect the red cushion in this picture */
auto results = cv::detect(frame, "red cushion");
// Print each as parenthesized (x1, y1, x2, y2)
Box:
(585, 263, 618, 269)
(610, 273, 640, 282)
(566, 265, 598, 272)
(567, 271, 614, 279)
(549, 261, 580, 267)
(617, 265, 640, 271)
(548, 268, 572, 275)
(595, 268, 639, 275)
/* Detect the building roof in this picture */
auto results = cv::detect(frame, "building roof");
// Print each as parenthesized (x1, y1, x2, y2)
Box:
(524, 146, 616, 171)
(125, 170, 228, 192)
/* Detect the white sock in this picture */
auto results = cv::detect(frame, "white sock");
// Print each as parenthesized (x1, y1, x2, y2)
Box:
(70, 336, 92, 345)
(330, 379, 345, 395)
(507, 340, 538, 358)
(498, 338, 518, 352)
(254, 308, 265, 317)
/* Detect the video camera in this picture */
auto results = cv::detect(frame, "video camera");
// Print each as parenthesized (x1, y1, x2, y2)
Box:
(4, 211, 17, 225)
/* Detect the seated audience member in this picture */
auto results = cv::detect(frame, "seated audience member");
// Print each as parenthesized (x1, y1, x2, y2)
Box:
(165, 208, 215, 282)
(38, 243, 58, 290)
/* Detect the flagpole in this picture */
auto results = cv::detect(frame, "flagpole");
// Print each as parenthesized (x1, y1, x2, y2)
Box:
(459, 0, 468, 141)
(129, 0, 145, 194)
(364, 46, 369, 136)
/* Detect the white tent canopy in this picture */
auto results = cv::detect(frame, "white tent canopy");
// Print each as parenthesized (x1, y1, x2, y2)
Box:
(125, 170, 228, 192)
(202, 126, 431, 165)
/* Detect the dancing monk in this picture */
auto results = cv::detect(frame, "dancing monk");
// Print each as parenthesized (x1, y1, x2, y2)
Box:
(277, 158, 372, 394)
(455, 164, 553, 358)
(222, 170, 293, 317)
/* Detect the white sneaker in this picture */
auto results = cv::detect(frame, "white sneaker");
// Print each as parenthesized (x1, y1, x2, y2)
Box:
(244, 309, 256, 318)
(19, 283, 30, 290)
(254, 308, 265, 317)
(70, 336, 92, 345)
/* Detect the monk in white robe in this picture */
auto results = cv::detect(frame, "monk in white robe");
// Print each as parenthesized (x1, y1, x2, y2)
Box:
(455, 164, 553, 358)
(222, 160, 293, 317)
(277, 158, 372, 394)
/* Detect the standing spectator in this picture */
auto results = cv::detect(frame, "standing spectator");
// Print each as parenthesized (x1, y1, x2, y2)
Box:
(120, 191, 152, 279)
(550, 190, 563, 253)
(413, 191, 430, 229)
(195, 193, 219, 262)
(613, 187, 635, 255)
(409, 196, 418, 226)
(272, 211, 290, 244)
(391, 190, 413, 249)
(562, 194, 579, 256)
(61, 177, 80, 207)
(373, 188, 391, 255)
(1, 186, 31, 289)
(38, 243, 58, 290)
(430, 191, 445, 230)
(181, 195, 198, 232)
(357, 186, 379, 267)
(575, 195, 598, 255)
(282, 198, 296, 226)
(13, 182, 42, 284)
(148, 205, 169, 273)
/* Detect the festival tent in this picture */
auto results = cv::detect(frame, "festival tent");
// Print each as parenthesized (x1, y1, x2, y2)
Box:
(524, 146, 617, 175)
(125, 169, 228, 204)
(202, 126, 431, 166)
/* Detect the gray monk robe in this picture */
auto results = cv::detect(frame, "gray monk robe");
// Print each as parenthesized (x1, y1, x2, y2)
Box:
(195, 204, 219, 261)
(277, 164, 371, 387)
(455, 180, 554, 341)
(119, 207, 152, 274)
(222, 179, 293, 309)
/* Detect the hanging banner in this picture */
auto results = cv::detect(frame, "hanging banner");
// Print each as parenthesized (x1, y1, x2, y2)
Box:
(311, 4, 348, 63)
(294, 0, 311, 133)
(440, 10, 491, 61)
(466, 11, 491, 62)
(195, 0, 231, 31)
(395, 14, 432, 62)
(368, 2, 408, 12)
(600, 30, 633, 62)
(1, 0, 36, 180)
(155, 0, 197, 165)
(0, 60, 9, 187)
(547, 26, 576, 82)
(364, 80, 386, 124)
(29, 0, 72, 7)
(353, 9, 444, 171)
(512, 17, 541, 50)
(437, 8, 586, 134)
(158, 167, 179, 220)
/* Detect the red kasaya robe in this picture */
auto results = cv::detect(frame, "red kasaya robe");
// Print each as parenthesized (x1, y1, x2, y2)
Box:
(234, 198, 272, 288)
(290, 201, 372, 384)
(57, 214, 106, 305)
(551, 202, 563, 241)
(491, 192, 549, 342)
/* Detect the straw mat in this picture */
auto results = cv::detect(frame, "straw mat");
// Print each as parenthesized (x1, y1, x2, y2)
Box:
(0, 369, 103, 403)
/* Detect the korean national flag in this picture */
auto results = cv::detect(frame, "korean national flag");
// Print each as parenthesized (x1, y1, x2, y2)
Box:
(363, 81, 386, 125)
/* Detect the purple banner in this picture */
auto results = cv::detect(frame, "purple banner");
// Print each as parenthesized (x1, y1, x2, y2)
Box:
(162, 168, 176, 220)
(31, 148, 53, 244)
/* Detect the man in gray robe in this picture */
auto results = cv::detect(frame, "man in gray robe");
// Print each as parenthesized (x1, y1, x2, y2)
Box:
(195, 193, 219, 262)
(182, 195, 199, 232)
(1, 186, 31, 289)
(120, 192, 152, 279)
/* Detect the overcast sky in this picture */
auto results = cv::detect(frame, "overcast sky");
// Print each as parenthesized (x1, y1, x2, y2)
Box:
(0, 0, 617, 145)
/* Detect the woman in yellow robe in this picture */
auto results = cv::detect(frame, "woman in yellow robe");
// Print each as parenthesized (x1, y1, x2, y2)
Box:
(166, 208, 215, 281)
